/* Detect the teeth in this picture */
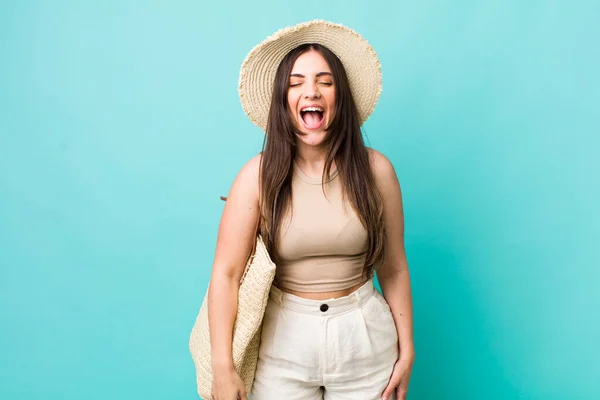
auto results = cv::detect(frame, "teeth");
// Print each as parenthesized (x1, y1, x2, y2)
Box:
(301, 106, 323, 112)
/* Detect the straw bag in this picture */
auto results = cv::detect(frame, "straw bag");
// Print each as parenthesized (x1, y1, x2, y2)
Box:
(189, 197, 276, 399)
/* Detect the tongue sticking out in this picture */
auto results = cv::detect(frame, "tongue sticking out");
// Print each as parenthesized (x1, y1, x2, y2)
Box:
(302, 111, 323, 129)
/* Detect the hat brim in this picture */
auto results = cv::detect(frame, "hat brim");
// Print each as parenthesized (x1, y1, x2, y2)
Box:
(238, 20, 382, 132)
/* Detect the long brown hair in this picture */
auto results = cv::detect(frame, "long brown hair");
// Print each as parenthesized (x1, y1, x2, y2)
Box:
(259, 43, 385, 280)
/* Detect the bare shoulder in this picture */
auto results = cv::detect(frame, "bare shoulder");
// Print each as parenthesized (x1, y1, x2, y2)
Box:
(367, 147, 399, 188)
(240, 152, 262, 179)
(227, 153, 262, 203)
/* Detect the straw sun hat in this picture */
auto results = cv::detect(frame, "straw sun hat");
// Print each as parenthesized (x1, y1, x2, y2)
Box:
(238, 20, 382, 131)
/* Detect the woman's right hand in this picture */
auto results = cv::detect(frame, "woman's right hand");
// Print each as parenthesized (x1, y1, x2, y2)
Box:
(211, 366, 248, 400)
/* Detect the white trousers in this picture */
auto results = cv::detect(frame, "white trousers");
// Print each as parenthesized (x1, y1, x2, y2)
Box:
(251, 278, 398, 399)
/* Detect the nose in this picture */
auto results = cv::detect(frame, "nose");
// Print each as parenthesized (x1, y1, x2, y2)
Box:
(303, 81, 321, 99)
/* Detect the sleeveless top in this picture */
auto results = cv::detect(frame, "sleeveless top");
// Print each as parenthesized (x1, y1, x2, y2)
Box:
(272, 161, 369, 293)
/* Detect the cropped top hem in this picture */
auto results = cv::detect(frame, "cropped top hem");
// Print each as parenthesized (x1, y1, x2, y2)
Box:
(273, 276, 369, 293)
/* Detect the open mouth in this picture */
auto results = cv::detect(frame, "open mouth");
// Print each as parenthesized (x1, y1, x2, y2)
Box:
(300, 106, 324, 130)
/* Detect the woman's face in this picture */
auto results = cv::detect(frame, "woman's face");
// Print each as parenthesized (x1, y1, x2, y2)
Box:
(287, 50, 336, 147)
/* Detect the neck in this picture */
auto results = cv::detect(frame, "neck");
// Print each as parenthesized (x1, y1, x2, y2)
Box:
(294, 144, 337, 179)
(295, 140, 330, 169)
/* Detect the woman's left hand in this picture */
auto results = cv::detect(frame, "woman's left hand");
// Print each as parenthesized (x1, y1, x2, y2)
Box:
(381, 356, 414, 400)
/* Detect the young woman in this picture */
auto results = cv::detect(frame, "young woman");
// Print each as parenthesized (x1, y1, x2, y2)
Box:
(207, 21, 414, 400)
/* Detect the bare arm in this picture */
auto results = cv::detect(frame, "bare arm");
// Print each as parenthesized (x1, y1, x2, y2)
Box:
(369, 149, 415, 361)
(208, 154, 261, 374)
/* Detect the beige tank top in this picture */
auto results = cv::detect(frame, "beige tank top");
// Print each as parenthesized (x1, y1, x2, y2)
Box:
(273, 161, 369, 293)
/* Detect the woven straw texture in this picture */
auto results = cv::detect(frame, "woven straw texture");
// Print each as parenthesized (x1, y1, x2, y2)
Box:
(238, 19, 382, 131)
(189, 235, 276, 399)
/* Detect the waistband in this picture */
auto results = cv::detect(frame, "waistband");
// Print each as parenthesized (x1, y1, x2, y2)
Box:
(268, 278, 375, 316)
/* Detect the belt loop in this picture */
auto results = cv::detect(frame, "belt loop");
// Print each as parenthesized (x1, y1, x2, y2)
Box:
(354, 290, 361, 306)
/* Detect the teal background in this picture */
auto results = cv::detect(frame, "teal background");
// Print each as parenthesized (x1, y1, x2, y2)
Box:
(1, 1, 599, 399)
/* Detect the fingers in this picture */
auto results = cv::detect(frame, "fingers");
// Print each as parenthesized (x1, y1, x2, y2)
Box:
(396, 385, 408, 400)
(383, 383, 409, 400)
(239, 389, 248, 400)
(381, 384, 394, 400)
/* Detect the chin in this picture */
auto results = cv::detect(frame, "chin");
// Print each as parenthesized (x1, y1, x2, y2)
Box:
(296, 130, 328, 147)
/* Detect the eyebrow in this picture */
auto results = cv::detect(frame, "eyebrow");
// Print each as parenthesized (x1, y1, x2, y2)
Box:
(289, 72, 333, 78)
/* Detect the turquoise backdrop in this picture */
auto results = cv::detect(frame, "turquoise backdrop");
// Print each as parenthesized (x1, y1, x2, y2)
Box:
(1, 1, 599, 399)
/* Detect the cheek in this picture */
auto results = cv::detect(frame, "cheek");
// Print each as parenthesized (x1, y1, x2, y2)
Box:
(286, 94, 300, 126)
(325, 89, 335, 106)
(287, 91, 299, 111)
(326, 92, 336, 117)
